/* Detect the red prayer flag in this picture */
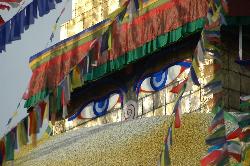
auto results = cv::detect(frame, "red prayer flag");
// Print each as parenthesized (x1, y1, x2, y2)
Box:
(226, 128, 242, 140)
(28, 109, 37, 136)
(170, 79, 187, 94)
(175, 107, 181, 128)
(0, 16, 4, 26)
(200, 150, 224, 166)
(227, 152, 241, 162)
(0, 4, 10, 10)
(0, 0, 22, 2)
(239, 129, 250, 141)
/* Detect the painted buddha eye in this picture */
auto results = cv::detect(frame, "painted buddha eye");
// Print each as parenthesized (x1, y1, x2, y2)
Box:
(74, 92, 122, 120)
(135, 61, 191, 95)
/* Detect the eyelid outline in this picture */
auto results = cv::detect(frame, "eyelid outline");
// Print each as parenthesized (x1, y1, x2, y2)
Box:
(134, 60, 192, 95)
(68, 89, 124, 121)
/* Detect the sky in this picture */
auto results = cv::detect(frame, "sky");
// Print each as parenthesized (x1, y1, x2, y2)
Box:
(0, 0, 72, 138)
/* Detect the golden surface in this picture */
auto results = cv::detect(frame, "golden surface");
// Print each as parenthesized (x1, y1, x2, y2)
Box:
(6, 113, 211, 166)
(60, 0, 119, 40)
(169, 113, 212, 166)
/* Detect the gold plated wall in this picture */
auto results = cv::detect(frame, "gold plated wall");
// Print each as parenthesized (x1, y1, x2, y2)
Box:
(60, 0, 119, 40)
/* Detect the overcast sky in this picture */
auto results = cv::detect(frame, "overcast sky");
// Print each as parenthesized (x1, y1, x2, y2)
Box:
(0, 0, 72, 138)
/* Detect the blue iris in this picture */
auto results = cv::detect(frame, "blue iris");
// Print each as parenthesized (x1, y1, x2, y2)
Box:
(93, 98, 109, 117)
(150, 71, 167, 91)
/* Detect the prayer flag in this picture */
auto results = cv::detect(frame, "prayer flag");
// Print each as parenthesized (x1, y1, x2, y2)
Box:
(0, 16, 4, 26)
(201, 150, 225, 166)
(209, 109, 224, 132)
(170, 79, 187, 94)
(0, 4, 10, 10)
(226, 128, 242, 140)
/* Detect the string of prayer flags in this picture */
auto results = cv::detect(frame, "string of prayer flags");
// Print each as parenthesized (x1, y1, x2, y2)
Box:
(0, 100, 49, 164)
(0, 0, 62, 53)
(159, 1, 225, 164)
(100, 0, 132, 56)
(49, 0, 69, 42)
(202, 0, 250, 164)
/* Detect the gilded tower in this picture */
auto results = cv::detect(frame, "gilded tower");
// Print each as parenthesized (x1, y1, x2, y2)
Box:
(60, 0, 120, 40)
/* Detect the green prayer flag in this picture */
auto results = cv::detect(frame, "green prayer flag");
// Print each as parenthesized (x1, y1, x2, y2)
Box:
(207, 126, 226, 140)
(160, 144, 170, 166)
(56, 86, 63, 113)
(240, 101, 250, 112)
(5, 133, 14, 161)
(238, 119, 250, 129)
(46, 125, 53, 136)
(211, 103, 222, 115)
(224, 112, 238, 124)
(49, 93, 57, 113)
